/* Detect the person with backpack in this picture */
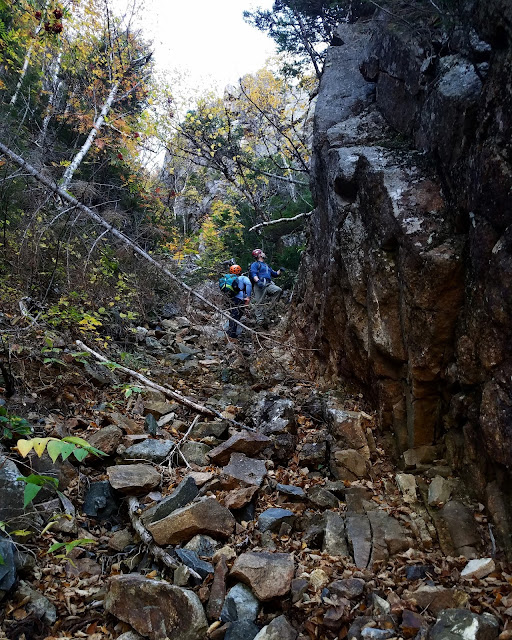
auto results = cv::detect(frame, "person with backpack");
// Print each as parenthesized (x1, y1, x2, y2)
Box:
(219, 264, 252, 340)
(249, 249, 284, 328)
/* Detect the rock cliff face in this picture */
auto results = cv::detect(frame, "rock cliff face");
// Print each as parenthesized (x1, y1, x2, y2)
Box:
(291, 3, 512, 546)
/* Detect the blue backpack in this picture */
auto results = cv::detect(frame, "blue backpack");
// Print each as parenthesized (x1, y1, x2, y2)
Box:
(219, 274, 241, 297)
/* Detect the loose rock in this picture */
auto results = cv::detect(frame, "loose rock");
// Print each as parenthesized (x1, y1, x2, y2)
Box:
(123, 439, 174, 463)
(258, 508, 296, 533)
(428, 609, 499, 640)
(460, 557, 496, 580)
(147, 497, 236, 545)
(142, 476, 198, 525)
(221, 583, 260, 623)
(208, 432, 271, 466)
(230, 552, 294, 601)
(253, 615, 298, 640)
(105, 574, 208, 640)
(107, 464, 161, 495)
(223, 453, 267, 487)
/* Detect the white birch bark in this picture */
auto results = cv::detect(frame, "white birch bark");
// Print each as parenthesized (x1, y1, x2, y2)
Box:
(10, 0, 50, 106)
(60, 78, 120, 189)
(37, 52, 63, 146)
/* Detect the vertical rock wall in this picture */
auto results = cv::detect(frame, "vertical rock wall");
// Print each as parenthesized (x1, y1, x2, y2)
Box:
(291, 3, 512, 545)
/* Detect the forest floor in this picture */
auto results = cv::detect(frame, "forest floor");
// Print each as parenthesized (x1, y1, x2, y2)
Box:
(0, 297, 511, 640)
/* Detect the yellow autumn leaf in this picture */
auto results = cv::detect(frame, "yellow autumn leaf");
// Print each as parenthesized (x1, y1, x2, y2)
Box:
(32, 438, 50, 457)
(16, 439, 34, 458)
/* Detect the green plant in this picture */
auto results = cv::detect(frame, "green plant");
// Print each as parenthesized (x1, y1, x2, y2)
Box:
(16, 436, 106, 462)
(48, 537, 96, 564)
(17, 474, 59, 508)
(0, 407, 32, 440)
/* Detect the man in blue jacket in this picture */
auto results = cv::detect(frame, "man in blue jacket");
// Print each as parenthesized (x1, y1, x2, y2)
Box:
(250, 248, 284, 328)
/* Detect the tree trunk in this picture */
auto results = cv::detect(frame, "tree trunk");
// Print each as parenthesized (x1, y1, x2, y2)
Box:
(60, 79, 120, 189)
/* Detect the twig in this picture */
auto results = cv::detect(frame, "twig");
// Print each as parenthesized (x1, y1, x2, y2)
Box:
(76, 340, 255, 431)
(249, 210, 313, 233)
(127, 497, 178, 570)
(164, 416, 199, 469)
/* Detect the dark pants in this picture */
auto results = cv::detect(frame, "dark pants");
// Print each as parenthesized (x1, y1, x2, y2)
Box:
(227, 298, 244, 337)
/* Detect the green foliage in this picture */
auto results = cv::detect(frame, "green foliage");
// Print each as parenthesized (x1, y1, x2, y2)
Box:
(16, 435, 107, 462)
(0, 407, 32, 440)
(48, 537, 96, 560)
(17, 474, 59, 508)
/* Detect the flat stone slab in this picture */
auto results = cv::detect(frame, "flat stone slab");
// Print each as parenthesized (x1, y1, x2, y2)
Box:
(147, 497, 236, 545)
(323, 512, 348, 556)
(276, 484, 306, 498)
(208, 432, 271, 466)
(142, 476, 198, 525)
(230, 552, 294, 601)
(223, 453, 267, 487)
(460, 558, 495, 580)
(258, 508, 296, 533)
(123, 439, 174, 463)
(346, 514, 372, 568)
(107, 464, 161, 495)
(105, 574, 207, 640)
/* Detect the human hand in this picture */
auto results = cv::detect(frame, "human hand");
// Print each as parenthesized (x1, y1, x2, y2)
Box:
(244, 297, 250, 306)
(256, 280, 265, 289)
(278, 266, 286, 273)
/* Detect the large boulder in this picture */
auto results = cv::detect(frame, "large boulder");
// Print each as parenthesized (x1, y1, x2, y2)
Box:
(105, 574, 208, 640)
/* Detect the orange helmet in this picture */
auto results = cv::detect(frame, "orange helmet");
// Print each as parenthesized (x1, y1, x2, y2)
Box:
(229, 264, 242, 275)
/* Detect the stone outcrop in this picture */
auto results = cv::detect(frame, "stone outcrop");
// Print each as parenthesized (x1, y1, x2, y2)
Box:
(290, 3, 512, 552)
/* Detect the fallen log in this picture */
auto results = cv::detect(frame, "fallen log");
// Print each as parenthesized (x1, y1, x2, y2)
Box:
(76, 340, 254, 431)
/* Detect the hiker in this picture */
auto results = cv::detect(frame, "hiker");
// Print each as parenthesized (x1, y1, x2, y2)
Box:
(223, 264, 251, 340)
(249, 248, 284, 328)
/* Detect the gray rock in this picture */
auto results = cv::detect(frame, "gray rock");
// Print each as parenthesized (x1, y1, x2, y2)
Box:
(87, 424, 123, 456)
(162, 302, 180, 318)
(225, 621, 261, 640)
(142, 476, 199, 525)
(147, 497, 236, 545)
(328, 578, 365, 599)
(258, 508, 296, 534)
(347, 616, 396, 640)
(253, 615, 298, 640)
(276, 484, 306, 498)
(322, 512, 348, 556)
(190, 421, 228, 439)
(123, 439, 174, 463)
(116, 632, 144, 640)
(221, 583, 260, 623)
(16, 581, 56, 624)
(428, 475, 453, 506)
(346, 514, 372, 568)
(299, 442, 327, 467)
(184, 535, 219, 558)
(181, 441, 211, 466)
(175, 549, 214, 580)
(145, 414, 158, 435)
(0, 540, 16, 592)
(223, 453, 267, 487)
(405, 565, 435, 581)
(83, 481, 119, 519)
(307, 486, 339, 508)
(107, 464, 161, 495)
(330, 449, 368, 480)
(0, 455, 37, 531)
(428, 609, 499, 640)
(291, 578, 309, 603)
(440, 501, 480, 556)
(208, 432, 271, 466)
(230, 552, 295, 601)
(105, 574, 208, 640)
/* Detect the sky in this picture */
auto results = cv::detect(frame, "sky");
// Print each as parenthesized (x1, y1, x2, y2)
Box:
(124, 0, 277, 95)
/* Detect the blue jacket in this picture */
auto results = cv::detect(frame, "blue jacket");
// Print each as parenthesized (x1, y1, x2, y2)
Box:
(249, 261, 278, 284)
(235, 275, 252, 300)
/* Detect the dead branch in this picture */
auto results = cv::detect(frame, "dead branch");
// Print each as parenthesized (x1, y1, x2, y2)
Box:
(0, 141, 261, 338)
(127, 497, 178, 571)
(249, 209, 313, 233)
(76, 340, 255, 431)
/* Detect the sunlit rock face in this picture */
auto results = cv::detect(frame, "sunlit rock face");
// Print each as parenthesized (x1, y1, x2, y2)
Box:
(291, 2, 512, 546)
